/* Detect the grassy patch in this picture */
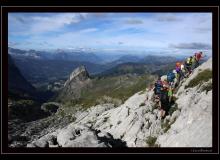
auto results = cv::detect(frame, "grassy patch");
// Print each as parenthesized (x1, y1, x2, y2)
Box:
(15, 99, 35, 107)
(8, 99, 47, 121)
(185, 69, 212, 89)
(58, 110, 65, 118)
(62, 74, 157, 108)
(146, 136, 157, 147)
(201, 81, 212, 93)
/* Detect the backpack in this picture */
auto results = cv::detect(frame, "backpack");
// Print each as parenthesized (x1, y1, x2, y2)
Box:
(167, 72, 175, 82)
(192, 56, 196, 63)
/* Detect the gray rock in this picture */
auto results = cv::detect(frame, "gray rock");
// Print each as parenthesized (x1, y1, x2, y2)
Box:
(56, 66, 91, 102)
(27, 143, 36, 147)
(33, 139, 49, 148)
(64, 66, 89, 87)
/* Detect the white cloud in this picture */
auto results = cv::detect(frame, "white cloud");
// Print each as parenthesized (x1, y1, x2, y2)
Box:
(169, 42, 212, 50)
(125, 19, 143, 24)
(155, 13, 182, 22)
(9, 13, 88, 35)
(30, 14, 82, 33)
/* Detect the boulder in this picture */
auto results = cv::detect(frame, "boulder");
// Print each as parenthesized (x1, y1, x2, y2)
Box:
(33, 139, 49, 148)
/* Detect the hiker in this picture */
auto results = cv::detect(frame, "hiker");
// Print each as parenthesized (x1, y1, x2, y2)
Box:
(191, 54, 197, 70)
(162, 79, 169, 90)
(154, 77, 163, 96)
(172, 69, 178, 88)
(167, 71, 176, 87)
(194, 52, 204, 68)
(154, 94, 161, 109)
(180, 63, 187, 78)
(175, 62, 184, 84)
(160, 107, 166, 119)
(168, 85, 173, 103)
(185, 56, 193, 76)
(159, 86, 169, 118)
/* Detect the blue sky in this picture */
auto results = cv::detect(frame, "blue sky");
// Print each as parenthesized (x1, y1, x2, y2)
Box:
(8, 13, 212, 56)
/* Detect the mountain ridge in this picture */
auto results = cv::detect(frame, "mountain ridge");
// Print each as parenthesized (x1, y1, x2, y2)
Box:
(23, 57, 212, 148)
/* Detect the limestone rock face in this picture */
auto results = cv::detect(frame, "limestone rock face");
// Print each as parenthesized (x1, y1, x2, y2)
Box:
(64, 66, 90, 87)
(56, 66, 91, 101)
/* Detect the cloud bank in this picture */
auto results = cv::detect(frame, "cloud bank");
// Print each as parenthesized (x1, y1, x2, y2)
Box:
(169, 42, 212, 50)
(8, 13, 212, 56)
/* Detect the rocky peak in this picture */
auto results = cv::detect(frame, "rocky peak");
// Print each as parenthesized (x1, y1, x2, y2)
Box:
(55, 66, 91, 102)
(64, 66, 89, 87)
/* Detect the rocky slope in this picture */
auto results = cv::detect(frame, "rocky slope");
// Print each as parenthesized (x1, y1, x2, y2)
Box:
(156, 58, 212, 147)
(26, 58, 212, 148)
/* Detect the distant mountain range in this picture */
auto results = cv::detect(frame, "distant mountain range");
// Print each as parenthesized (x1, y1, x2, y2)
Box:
(8, 47, 181, 89)
(8, 47, 102, 64)
(8, 47, 179, 65)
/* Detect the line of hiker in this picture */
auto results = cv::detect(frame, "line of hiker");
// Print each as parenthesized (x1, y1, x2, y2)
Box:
(153, 51, 205, 119)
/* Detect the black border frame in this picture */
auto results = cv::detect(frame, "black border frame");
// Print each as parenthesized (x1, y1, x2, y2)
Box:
(1, 6, 219, 154)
